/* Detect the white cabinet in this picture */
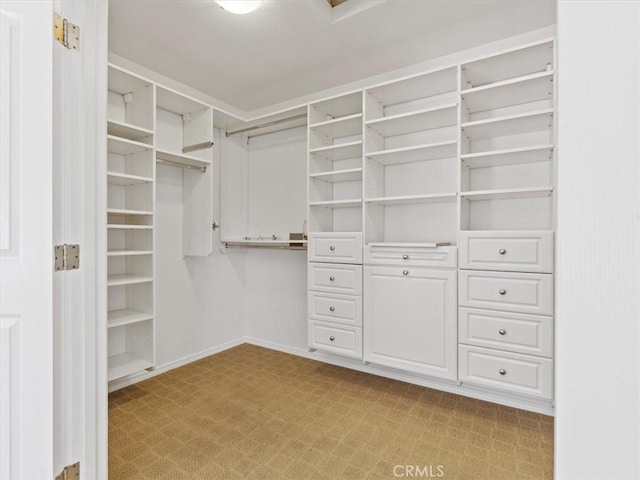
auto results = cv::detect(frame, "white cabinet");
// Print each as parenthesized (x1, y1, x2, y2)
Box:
(308, 232, 363, 264)
(364, 266, 457, 380)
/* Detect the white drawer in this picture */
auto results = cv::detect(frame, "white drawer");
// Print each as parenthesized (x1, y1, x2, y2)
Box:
(308, 233, 362, 264)
(308, 291, 362, 327)
(459, 231, 554, 273)
(308, 321, 362, 359)
(365, 244, 457, 268)
(308, 263, 362, 295)
(459, 345, 553, 399)
(459, 307, 553, 358)
(459, 270, 553, 316)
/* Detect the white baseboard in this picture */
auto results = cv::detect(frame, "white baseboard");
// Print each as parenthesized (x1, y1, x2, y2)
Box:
(245, 337, 555, 416)
(107, 337, 246, 393)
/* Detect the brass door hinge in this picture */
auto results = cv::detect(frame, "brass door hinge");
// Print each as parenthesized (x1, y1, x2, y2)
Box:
(55, 462, 79, 480)
(54, 13, 80, 50)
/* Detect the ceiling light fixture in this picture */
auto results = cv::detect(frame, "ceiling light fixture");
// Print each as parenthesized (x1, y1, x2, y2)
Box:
(215, 0, 263, 14)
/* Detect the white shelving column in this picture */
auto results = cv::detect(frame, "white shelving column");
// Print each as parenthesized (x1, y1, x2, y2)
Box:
(457, 40, 556, 403)
(106, 65, 155, 381)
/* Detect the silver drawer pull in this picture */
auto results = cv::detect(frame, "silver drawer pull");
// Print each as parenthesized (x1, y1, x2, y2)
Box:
(329, 336, 335, 342)
(499, 369, 507, 376)
(498, 329, 507, 335)
(329, 276, 335, 281)
(329, 306, 335, 312)
(402, 254, 409, 260)
(329, 245, 335, 251)
(402, 270, 409, 276)
(499, 248, 507, 255)
(499, 289, 507, 295)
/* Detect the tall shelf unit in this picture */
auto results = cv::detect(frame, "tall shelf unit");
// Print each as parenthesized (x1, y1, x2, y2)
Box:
(107, 65, 156, 381)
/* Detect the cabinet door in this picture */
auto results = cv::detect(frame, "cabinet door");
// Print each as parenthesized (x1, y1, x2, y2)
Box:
(364, 266, 457, 380)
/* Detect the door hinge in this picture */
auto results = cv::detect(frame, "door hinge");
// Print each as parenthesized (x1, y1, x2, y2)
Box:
(55, 462, 80, 480)
(54, 13, 80, 50)
(54, 244, 80, 271)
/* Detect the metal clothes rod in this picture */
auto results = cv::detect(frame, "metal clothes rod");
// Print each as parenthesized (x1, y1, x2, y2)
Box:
(156, 158, 206, 172)
(224, 242, 307, 250)
(225, 114, 307, 137)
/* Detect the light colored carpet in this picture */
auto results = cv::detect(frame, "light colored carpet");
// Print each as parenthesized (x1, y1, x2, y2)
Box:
(109, 344, 553, 479)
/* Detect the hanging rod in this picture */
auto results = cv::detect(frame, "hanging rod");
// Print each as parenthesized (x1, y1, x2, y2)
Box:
(224, 241, 307, 250)
(225, 114, 307, 138)
(156, 158, 207, 172)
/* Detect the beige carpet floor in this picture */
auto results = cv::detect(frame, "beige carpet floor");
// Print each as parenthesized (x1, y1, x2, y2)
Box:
(109, 344, 553, 479)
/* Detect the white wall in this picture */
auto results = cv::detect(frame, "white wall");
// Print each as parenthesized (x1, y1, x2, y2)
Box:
(555, 1, 640, 479)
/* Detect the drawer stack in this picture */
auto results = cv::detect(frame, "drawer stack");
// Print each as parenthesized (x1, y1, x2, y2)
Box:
(458, 231, 554, 400)
(307, 233, 363, 359)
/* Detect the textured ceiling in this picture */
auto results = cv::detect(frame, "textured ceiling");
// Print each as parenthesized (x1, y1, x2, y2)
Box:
(109, 0, 555, 113)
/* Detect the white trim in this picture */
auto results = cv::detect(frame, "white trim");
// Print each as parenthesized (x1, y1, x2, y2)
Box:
(107, 338, 246, 392)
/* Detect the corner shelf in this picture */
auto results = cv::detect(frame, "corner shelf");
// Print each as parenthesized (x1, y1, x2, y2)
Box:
(156, 149, 211, 169)
(461, 108, 553, 140)
(366, 140, 457, 165)
(365, 192, 457, 206)
(107, 119, 154, 142)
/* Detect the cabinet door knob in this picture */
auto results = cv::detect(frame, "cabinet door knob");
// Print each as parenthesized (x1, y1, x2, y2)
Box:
(499, 289, 507, 295)
(499, 248, 507, 255)
(329, 306, 335, 312)
(402, 254, 409, 260)
(329, 276, 335, 281)
(329, 336, 335, 342)
(499, 369, 507, 375)
(329, 245, 335, 251)
(402, 270, 409, 276)
(498, 329, 507, 335)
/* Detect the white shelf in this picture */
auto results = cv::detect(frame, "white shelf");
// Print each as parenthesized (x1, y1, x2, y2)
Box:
(107, 274, 154, 287)
(107, 172, 153, 186)
(309, 113, 363, 139)
(107, 135, 152, 155)
(107, 224, 153, 230)
(365, 192, 457, 206)
(309, 199, 362, 209)
(156, 149, 211, 169)
(107, 250, 153, 256)
(107, 119, 153, 142)
(310, 93, 362, 121)
(108, 353, 153, 382)
(461, 109, 553, 140)
(108, 64, 151, 95)
(462, 144, 554, 168)
(308, 141, 362, 161)
(366, 140, 457, 165)
(462, 71, 554, 113)
(309, 168, 362, 183)
(367, 67, 457, 107)
(462, 40, 553, 88)
(365, 103, 457, 137)
(107, 208, 153, 216)
(367, 242, 451, 248)
(156, 85, 209, 115)
(108, 309, 153, 329)
(460, 186, 554, 200)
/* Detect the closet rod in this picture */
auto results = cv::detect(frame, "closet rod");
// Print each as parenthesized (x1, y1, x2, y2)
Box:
(156, 158, 207, 172)
(224, 242, 307, 250)
(225, 114, 307, 137)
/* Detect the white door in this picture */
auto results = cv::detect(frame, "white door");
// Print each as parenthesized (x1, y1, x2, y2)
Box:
(0, 1, 55, 479)
(364, 266, 458, 380)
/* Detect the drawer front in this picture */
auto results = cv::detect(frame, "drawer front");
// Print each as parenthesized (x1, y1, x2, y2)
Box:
(308, 263, 362, 295)
(308, 292, 362, 326)
(309, 321, 362, 359)
(459, 231, 554, 273)
(365, 245, 457, 268)
(459, 308, 553, 357)
(308, 233, 363, 264)
(459, 270, 553, 316)
(459, 345, 553, 399)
